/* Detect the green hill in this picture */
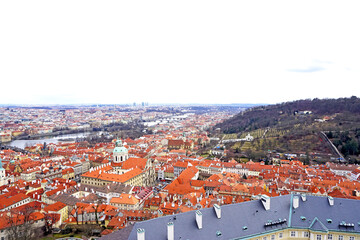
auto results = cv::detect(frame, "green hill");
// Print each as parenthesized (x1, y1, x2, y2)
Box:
(216, 96, 360, 133)
(214, 96, 360, 163)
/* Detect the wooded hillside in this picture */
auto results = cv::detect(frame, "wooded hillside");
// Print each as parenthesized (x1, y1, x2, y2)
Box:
(216, 96, 360, 134)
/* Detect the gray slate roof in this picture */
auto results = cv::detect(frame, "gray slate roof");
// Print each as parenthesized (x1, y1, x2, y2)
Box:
(291, 195, 360, 233)
(100, 194, 360, 240)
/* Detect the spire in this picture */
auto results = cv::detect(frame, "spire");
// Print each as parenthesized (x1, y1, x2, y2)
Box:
(115, 139, 123, 147)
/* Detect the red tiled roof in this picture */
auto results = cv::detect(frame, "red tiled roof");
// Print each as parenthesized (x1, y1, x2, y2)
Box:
(121, 158, 148, 170)
(44, 201, 67, 212)
(0, 193, 30, 210)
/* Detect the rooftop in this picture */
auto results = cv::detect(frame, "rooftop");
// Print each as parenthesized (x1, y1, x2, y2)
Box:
(100, 194, 360, 240)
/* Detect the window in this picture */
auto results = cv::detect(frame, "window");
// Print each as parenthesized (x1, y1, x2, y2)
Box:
(349, 237, 354, 240)
(291, 231, 296, 237)
(263, 237, 267, 240)
(271, 235, 275, 240)
(317, 235, 322, 240)
(303, 232, 309, 237)
(328, 234, 333, 240)
(339, 236, 344, 240)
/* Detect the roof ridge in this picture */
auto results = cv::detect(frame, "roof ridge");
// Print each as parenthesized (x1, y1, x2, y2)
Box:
(288, 194, 293, 227)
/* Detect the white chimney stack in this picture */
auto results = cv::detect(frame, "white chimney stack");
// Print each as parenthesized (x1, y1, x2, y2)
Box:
(137, 228, 145, 240)
(328, 196, 334, 206)
(195, 210, 202, 229)
(213, 204, 221, 219)
(301, 194, 307, 202)
(293, 196, 299, 209)
(261, 195, 270, 211)
(167, 222, 174, 240)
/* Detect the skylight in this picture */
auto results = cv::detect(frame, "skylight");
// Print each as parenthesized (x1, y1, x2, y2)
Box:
(264, 219, 287, 227)
(339, 221, 355, 228)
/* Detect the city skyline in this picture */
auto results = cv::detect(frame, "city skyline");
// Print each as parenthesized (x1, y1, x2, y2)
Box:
(1, 0, 359, 105)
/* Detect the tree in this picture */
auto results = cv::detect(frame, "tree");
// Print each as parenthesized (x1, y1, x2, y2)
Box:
(343, 139, 359, 156)
(91, 200, 103, 226)
(304, 151, 310, 165)
(244, 148, 252, 159)
(68, 205, 83, 225)
(6, 211, 24, 240)
(340, 131, 351, 143)
(44, 213, 59, 234)
(5, 206, 40, 240)
(326, 131, 333, 139)
(82, 223, 94, 237)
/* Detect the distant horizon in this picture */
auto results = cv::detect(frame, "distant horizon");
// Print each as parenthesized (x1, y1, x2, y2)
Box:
(0, 95, 358, 107)
(0, 102, 267, 107)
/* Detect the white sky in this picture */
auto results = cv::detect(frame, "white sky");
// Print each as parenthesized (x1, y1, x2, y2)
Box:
(1, 0, 359, 105)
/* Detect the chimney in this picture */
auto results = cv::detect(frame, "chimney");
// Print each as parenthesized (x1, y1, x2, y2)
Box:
(293, 196, 299, 209)
(167, 222, 174, 240)
(195, 210, 202, 229)
(301, 194, 307, 202)
(328, 196, 334, 206)
(213, 204, 221, 219)
(261, 195, 270, 211)
(137, 228, 145, 240)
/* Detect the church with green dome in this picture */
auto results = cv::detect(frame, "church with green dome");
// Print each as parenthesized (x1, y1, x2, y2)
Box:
(113, 139, 129, 163)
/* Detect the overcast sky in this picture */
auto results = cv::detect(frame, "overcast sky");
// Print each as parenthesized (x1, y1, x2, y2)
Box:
(1, 0, 359, 105)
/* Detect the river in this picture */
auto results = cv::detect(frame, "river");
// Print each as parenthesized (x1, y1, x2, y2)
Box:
(7, 132, 92, 149)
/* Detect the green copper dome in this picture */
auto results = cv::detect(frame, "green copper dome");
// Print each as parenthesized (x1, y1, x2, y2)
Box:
(113, 139, 128, 153)
(113, 146, 128, 153)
